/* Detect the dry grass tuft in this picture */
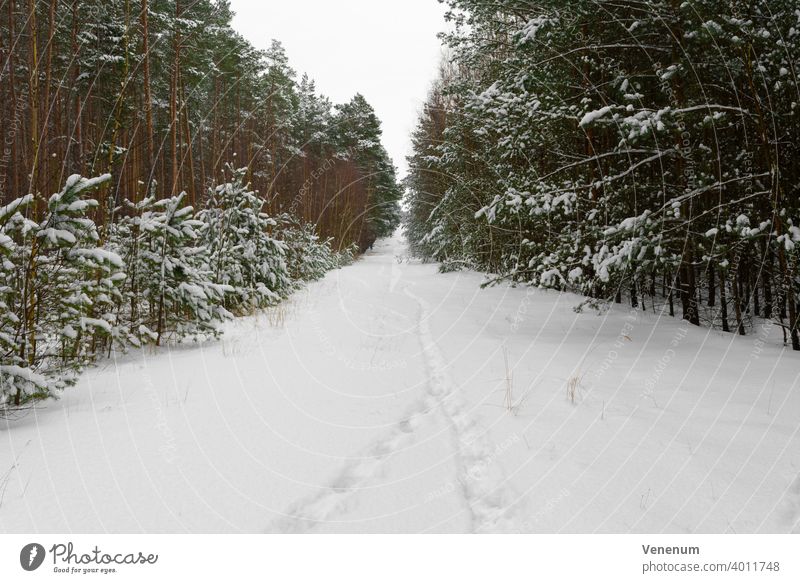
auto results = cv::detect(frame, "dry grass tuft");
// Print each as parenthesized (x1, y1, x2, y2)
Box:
(566, 370, 586, 405)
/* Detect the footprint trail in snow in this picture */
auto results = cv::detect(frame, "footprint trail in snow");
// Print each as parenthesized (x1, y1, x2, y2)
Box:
(268, 277, 520, 533)
(404, 285, 519, 533)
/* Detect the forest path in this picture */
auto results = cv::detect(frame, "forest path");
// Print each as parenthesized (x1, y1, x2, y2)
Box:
(2, 234, 799, 533)
(266, 235, 520, 533)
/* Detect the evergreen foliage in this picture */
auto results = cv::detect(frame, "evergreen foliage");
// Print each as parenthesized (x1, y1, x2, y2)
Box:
(199, 168, 290, 313)
(0, 1, 403, 415)
(405, 0, 800, 348)
(2, 169, 360, 416)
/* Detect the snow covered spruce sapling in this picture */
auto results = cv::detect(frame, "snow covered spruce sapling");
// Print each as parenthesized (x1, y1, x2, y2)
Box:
(277, 215, 330, 282)
(38, 175, 127, 365)
(199, 168, 290, 313)
(276, 213, 339, 282)
(276, 212, 361, 282)
(1, 175, 125, 413)
(111, 191, 233, 347)
(0, 195, 43, 411)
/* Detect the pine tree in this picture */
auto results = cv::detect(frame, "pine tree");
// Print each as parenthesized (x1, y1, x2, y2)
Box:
(404, 0, 800, 347)
(199, 168, 290, 313)
(1, 174, 125, 412)
(114, 191, 232, 346)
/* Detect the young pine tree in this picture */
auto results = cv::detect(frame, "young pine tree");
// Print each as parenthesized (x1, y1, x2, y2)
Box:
(199, 168, 290, 313)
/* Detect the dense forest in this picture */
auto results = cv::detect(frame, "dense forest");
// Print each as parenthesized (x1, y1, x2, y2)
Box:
(0, 0, 401, 410)
(405, 0, 800, 350)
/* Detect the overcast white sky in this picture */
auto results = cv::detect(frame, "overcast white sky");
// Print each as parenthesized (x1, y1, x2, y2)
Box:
(229, 0, 448, 179)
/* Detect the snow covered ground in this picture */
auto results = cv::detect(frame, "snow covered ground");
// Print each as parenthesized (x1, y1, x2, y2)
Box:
(1, 234, 799, 533)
